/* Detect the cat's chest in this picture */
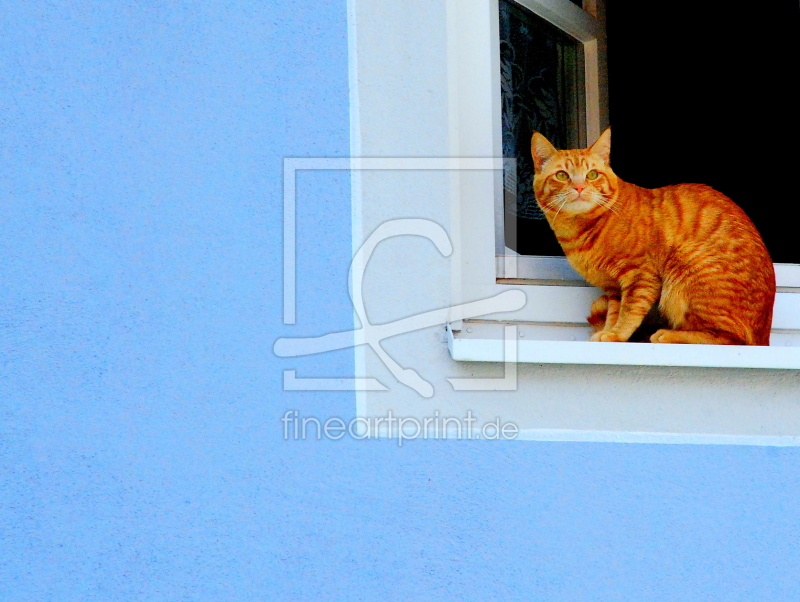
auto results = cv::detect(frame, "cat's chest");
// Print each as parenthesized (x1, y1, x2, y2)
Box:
(566, 251, 618, 289)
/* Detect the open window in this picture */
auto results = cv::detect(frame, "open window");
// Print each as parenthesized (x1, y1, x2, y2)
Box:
(447, 0, 800, 366)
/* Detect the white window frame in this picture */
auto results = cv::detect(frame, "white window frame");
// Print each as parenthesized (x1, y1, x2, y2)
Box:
(447, 0, 800, 366)
(495, 0, 606, 278)
(448, 0, 609, 324)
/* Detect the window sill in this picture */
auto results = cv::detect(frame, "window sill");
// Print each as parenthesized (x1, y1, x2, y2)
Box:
(447, 322, 800, 369)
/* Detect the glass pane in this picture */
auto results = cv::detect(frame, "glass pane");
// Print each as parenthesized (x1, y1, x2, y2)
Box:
(499, 0, 584, 255)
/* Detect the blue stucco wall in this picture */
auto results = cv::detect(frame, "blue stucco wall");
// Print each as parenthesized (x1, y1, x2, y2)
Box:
(2, 1, 799, 600)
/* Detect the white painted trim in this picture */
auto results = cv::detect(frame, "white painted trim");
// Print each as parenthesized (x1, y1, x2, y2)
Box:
(447, 325, 519, 390)
(512, 0, 598, 42)
(775, 263, 800, 288)
(359, 427, 800, 446)
(451, 320, 800, 343)
(347, 0, 367, 419)
(448, 325, 800, 367)
(513, 429, 800, 446)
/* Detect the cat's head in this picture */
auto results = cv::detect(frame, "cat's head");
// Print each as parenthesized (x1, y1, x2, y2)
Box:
(530, 128, 619, 218)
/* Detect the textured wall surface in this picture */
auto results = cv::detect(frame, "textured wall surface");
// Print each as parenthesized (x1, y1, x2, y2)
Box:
(2, 1, 800, 600)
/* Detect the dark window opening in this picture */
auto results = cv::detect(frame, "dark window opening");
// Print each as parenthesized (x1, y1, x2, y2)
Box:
(500, 0, 584, 256)
(503, 0, 800, 264)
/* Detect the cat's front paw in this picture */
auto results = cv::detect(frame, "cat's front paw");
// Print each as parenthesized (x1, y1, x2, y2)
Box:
(589, 331, 624, 343)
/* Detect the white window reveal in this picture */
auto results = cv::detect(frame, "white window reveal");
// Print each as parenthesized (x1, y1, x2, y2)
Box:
(347, 0, 800, 444)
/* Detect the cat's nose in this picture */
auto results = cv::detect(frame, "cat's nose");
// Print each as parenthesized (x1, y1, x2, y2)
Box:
(574, 183, 586, 193)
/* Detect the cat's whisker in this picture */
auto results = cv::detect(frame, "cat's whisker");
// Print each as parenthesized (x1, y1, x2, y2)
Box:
(552, 197, 570, 222)
(593, 194, 620, 214)
(599, 200, 619, 214)
(543, 192, 570, 214)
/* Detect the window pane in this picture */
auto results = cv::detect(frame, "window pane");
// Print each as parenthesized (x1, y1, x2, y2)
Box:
(500, 0, 584, 255)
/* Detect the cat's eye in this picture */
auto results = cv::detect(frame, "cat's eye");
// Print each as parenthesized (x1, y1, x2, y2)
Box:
(586, 170, 599, 180)
(555, 171, 569, 181)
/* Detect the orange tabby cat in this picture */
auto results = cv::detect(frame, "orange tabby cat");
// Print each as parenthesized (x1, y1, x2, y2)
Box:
(530, 128, 775, 345)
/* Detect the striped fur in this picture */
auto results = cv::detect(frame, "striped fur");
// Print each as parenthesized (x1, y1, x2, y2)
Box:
(531, 128, 775, 345)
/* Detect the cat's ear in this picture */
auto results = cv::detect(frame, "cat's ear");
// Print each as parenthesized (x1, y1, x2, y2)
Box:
(531, 132, 558, 173)
(589, 127, 611, 163)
